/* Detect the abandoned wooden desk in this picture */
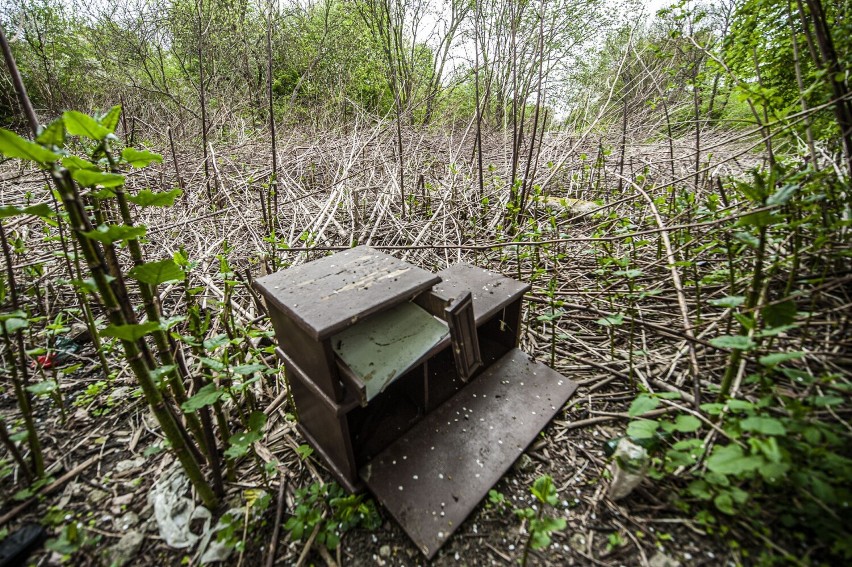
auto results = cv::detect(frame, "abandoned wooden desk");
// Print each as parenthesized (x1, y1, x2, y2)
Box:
(254, 246, 577, 558)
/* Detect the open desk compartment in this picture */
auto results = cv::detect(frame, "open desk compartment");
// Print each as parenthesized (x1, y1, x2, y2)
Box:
(254, 246, 577, 558)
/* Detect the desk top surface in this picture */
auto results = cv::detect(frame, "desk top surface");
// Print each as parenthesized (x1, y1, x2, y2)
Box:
(254, 246, 440, 340)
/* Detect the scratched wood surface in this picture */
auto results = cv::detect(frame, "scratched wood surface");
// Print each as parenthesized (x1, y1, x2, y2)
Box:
(360, 347, 578, 559)
(432, 263, 530, 325)
(253, 246, 440, 340)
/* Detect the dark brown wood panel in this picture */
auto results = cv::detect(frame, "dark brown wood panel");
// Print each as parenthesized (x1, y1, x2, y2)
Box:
(360, 347, 577, 559)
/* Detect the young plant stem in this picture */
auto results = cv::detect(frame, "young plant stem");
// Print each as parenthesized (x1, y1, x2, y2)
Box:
(1, 329, 44, 478)
(0, 417, 31, 480)
(197, 0, 213, 203)
(719, 224, 767, 401)
(0, 221, 45, 477)
(52, 169, 217, 508)
(266, 0, 279, 270)
(167, 125, 186, 195)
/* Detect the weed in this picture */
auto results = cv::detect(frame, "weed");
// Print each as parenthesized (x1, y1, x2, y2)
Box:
(285, 482, 380, 551)
(513, 475, 567, 566)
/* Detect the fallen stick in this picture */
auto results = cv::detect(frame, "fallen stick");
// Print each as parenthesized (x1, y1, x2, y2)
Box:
(264, 478, 289, 567)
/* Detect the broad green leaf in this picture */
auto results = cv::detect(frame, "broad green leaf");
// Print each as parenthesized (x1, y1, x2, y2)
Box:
(699, 403, 725, 415)
(224, 442, 249, 460)
(536, 309, 564, 322)
(767, 184, 797, 206)
(129, 259, 184, 285)
(656, 392, 681, 400)
(200, 357, 225, 371)
(36, 120, 66, 147)
(628, 394, 660, 417)
(71, 169, 125, 188)
(709, 335, 755, 351)
(596, 313, 624, 327)
(0, 204, 53, 219)
(810, 476, 835, 502)
(91, 188, 117, 199)
(27, 380, 58, 395)
(686, 479, 712, 500)
(672, 438, 704, 452)
(296, 444, 314, 460)
(665, 448, 697, 467)
(759, 351, 804, 366)
(671, 414, 702, 433)
(61, 156, 99, 171)
(613, 268, 642, 279)
(734, 313, 755, 330)
(149, 365, 176, 383)
(758, 462, 790, 483)
(714, 491, 735, 515)
(181, 383, 224, 412)
(158, 316, 185, 331)
(708, 295, 744, 308)
(733, 231, 759, 248)
(122, 148, 163, 168)
(3, 317, 28, 334)
(529, 517, 565, 549)
(227, 417, 265, 456)
(627, 419, 659, 439)
(99, 105, 122, 133)
(203, 334, 230, 350)
(63, 110, 110, 140)
(737, 210, 782, 228)
(752, 436, 783, 462)
(810, 396, 844, 407)
(754, 324, 797, 338)
(232, 364, 265, 376)
(82, 224, 146, 245)
(127, 188, 182, 207)
(248, 411, 268, 432)
(0, 128, 59, 164)
(706, 444, 763, 476)
(531, 475, 558, 506)
(101, 321, 160, 341)
(727, 399, 755, 411)
(761, 300, 797, 328)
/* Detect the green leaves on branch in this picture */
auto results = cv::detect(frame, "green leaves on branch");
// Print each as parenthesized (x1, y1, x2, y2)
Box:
(101, 322, 160, 342)
(121, 148, 162, 168)
(1, 310, 29, 334)
(706, 444, 763, 476)
(128, 188, 182, 207)
(0, 204, 54, 219)
(0, 128, 59, 165)
(62, 156, 99, 171)
(129, 259, 185, 285)
(98, 105, 122, 134)
(224, 412, 267, 459)
(63, 110, 112, 141)
(36, 120, 66, 147)
(709, 335, 755, 351)
(628, 394, 660, 417)
(71, 169, 125, 188)
(182, 383, 225, 412)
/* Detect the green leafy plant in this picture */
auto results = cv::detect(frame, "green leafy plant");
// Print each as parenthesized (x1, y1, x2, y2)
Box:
(285, 482, 380, 552)
(513, 475, 567, 566)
